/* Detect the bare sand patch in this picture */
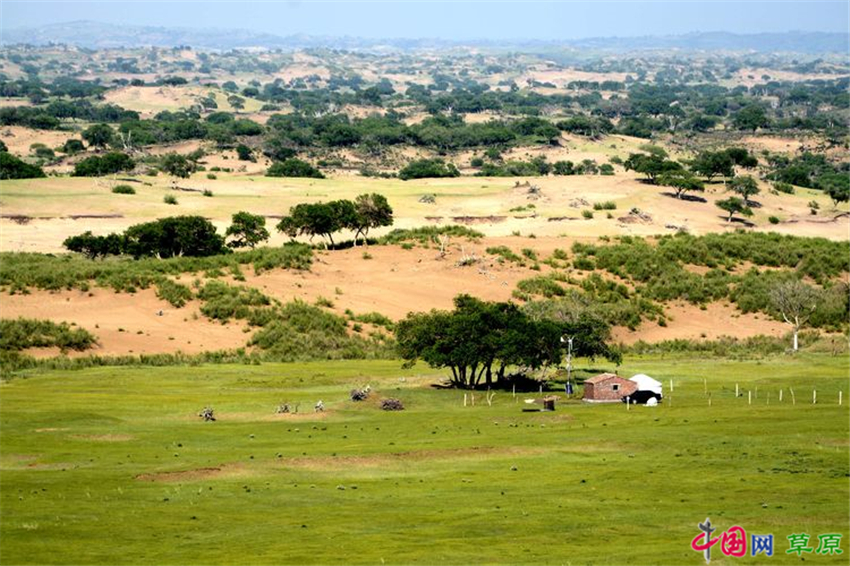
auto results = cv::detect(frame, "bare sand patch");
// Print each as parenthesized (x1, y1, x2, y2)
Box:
(1, 288, 246, 356)
(136, 464, 248, 483)
(613, 301, 787, 345)
(0, 126, 77, 156)
(276, 446, 548, 471)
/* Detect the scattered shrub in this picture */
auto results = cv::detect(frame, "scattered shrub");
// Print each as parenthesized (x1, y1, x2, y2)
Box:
(111, 184, 136, 195)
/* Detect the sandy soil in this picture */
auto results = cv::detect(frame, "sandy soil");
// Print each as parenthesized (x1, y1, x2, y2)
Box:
(612, 301, 787, 345)
(1, 287, 246, 357)
(1, 240, 800, 357)
(0, 126, 78, 156)
(246, 242, 529, 320)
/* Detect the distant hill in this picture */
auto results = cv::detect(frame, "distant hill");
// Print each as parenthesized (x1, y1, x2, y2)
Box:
(1, 21, 848, 53)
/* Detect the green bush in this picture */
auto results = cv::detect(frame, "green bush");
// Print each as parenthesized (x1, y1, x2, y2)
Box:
(197, 280, 273, 323)
(249, 300, 394, 361)
(0, 152, 46, 179)
(163, 194, 178, 205)
(266, 158, 324, 179)
(72, 152, 134, 177)
(0, 318, 96, 352)
(398, 158, 460, 180)
(155, 279, 193, 308)
(111, 184, 136, 195)
(486, 246, 524, 264)
(380, 225, 483, 244)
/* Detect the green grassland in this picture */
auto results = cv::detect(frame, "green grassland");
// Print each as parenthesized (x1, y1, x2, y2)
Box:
(1, 354, 847, 565)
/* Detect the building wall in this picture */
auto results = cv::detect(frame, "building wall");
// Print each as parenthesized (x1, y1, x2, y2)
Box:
(583, 378, 638, 403)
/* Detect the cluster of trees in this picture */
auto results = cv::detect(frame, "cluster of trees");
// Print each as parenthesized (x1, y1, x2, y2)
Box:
(63, 216, 227, 259)
(0, 151, 46, 179)
(277, 193, 393, 247)
(766, 152, 849, 205)
(398, 158, 460, 181)
(72, 152, 135, 176)
(396, 294, 620, 389)
(266, 158, 324, 179)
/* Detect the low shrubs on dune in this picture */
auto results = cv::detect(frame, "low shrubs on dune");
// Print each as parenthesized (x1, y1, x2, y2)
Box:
(0, 318, 96, 352)
(0, 244, 313, 295)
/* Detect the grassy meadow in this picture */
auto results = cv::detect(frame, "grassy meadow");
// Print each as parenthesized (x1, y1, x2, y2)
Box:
(1, 354, 847, 565)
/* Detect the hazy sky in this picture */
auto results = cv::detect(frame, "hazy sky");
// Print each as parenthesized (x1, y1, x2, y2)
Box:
(1, 1, 848, 39)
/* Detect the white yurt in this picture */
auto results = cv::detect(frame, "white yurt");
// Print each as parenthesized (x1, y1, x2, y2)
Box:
(628, 374, 663, 403)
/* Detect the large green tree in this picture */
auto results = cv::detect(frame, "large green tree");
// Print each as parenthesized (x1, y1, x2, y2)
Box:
(226, 211, 269, 249)
(352, 193, 393, 245)
(82, 123, 115, 149)
(729, 175, 760, 205)
(124, 216, 227, 259)
(716, 197, 753, 223)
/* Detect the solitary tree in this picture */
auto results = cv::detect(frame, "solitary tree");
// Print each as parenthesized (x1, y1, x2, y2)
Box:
(825, 182, 849, 208)
(716, 197, 753, 222)
(623, 152, 683, 184)
(352, 193, 393, 245)
(226, 211, 269, 249)
(160, 153, 194, 179)
(82, 123, 115, 149)
(657, 170, 706, 199)
(729, 175, 760, 206)
(769, 280, 821, 352)
(690, 150, 734, 182)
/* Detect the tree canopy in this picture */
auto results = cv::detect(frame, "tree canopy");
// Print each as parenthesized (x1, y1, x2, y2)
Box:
(396, 295, 620, 389)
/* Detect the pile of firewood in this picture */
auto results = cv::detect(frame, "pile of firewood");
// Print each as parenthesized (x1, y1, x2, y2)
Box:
(380, 398, 404, 411)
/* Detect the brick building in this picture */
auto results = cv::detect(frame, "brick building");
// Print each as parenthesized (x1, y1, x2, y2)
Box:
(582, 373, 638, 403)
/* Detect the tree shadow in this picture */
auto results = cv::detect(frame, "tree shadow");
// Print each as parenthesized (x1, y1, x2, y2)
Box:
(718, 216, 756, 227)
(660, 191, 707, 203)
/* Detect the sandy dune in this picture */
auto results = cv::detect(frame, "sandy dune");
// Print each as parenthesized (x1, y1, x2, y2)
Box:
(2, 287, 246, 357)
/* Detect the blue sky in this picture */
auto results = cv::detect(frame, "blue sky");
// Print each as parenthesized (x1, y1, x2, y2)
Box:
(1, 1, 848, 39)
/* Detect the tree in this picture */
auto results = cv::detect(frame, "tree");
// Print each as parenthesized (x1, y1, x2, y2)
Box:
(623, 152, 683, 184)
(733, 104, 770, 131)
(396, 295, 620, 390)
(226, 211, 269, 249)
(690, 150, 733, 182)
(277, 202, 344, 248)
(769, 280, 821, 352)
(124, 216, 227, 259)
(227, 95, 245, 111)
(716, 197, 753, 222)
(62, 139, 85, 154)
(824, 180, 850, 207)
(266, 158, 324, 179)
(398, 158, 460, 180)
(0, 152, 46, 179)
(235, 144, 255, 162)
(729, 175, 760, 205)
(72, 152, 134, 177)
(63, 231, 125, 259)
(657, 170, 705, 199)
(352, 193, 393, 245)
(725, 147, 758, 169)
(160, 153, 195, 179)
(82, 123, 115, 149)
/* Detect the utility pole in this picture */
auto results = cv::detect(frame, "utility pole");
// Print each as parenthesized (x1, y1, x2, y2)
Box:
(562, 335, 574, 396)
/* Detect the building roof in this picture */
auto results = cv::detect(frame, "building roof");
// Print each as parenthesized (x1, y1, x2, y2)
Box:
(584, 373, 622, 384)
